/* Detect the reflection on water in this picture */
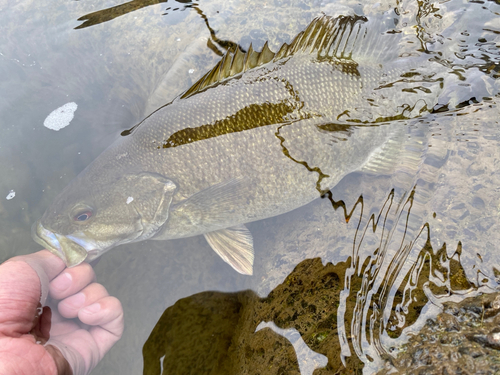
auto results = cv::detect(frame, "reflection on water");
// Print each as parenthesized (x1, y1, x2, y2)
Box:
(255, 322, 329, 375)
(75, 1, 170, 30)
(336, 184, 489, 371)
(0, 0, 499, 373)
(141, 161, 499, 373)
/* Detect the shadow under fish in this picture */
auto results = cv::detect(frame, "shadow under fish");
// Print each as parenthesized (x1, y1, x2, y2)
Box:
(32, 14, 444, 274)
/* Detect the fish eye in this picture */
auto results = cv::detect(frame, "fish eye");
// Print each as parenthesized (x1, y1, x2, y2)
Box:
(74, 210, 92, 222)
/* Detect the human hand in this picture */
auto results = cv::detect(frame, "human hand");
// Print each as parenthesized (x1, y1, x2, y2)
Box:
(0, 250, 124, 375)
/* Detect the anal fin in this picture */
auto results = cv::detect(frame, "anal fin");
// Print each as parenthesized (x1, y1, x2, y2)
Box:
(204, 225, 254, 275)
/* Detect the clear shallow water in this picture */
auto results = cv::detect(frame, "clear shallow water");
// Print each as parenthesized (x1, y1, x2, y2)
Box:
(0, 0, 499, 374)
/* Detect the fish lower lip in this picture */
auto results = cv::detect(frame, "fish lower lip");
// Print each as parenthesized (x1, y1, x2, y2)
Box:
(31, 221, 88, 267)
(32, 221, 64, 257)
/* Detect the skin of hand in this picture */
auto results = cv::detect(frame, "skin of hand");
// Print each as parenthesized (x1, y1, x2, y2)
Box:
(0, 250, 124, 375)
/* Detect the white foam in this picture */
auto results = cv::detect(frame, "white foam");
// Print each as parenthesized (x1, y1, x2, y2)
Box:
(43, 102, 78, 131)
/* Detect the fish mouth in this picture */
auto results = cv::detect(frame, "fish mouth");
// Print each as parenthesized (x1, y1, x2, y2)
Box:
(32, 220, 89, 267)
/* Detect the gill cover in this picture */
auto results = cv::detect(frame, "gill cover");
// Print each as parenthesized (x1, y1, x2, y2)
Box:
(117, 172, 177, 239)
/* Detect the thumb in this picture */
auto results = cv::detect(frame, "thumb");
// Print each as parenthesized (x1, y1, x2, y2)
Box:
(7, 250, 66, 306)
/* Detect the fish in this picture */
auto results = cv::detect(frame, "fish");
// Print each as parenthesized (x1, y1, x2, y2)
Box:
(32, 15, 442, 275)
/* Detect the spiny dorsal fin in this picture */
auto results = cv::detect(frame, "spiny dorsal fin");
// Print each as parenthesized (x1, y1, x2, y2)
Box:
(181, 15, 367, 99)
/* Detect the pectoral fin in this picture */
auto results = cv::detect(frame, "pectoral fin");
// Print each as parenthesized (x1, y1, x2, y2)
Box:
(174, 178, 248, 227)
(204, 225, 254, 275)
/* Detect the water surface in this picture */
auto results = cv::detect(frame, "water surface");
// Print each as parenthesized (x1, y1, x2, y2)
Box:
(0, 0, 499, 373)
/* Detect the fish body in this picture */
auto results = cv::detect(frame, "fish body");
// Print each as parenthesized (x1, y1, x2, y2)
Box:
(33, 15, 441, 274)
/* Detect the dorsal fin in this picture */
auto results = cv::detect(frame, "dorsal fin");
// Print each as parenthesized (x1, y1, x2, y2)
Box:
(181, 15, 368, 99)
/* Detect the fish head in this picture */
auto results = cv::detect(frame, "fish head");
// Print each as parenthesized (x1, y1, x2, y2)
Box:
(32, 170, 177, 267)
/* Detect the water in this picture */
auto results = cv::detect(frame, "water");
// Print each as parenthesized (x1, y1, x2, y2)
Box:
(0, 0, 499, 373)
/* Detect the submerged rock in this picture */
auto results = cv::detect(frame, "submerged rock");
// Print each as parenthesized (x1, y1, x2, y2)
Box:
(143, 258, 365, 374)
(379, 292, 500, 375)
(143, 255, 500, 374)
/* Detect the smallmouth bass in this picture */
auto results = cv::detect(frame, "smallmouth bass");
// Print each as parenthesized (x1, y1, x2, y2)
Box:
(32, 15, 442, 274)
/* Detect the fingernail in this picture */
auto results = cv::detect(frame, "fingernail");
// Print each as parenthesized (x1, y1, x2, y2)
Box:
(65, 292, 85, 309)
(52, 273, 72, 292)
(82, 303, 101, 314)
